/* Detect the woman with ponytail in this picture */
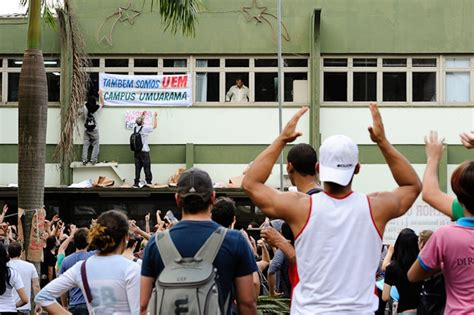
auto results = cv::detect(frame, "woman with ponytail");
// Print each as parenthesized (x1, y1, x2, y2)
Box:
(35, 210, 140, 314)
(0, 245, 28, 314)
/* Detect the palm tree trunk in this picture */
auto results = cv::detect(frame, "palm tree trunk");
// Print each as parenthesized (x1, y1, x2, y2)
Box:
(18, 0, 48, 265)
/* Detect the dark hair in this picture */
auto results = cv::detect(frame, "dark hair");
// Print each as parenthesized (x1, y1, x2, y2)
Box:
(287, 144, 317, 176)
(45, 236, 57, 251)
(0, 245, 11, 295)
(451, 161, 474, 215)
(181, 195, 212, 214)
(74, 228, 90, 250)
(391, 228, 419, 273)
(7, 242, 22, 259)
(212, 197, 236, 228)
(281, 222, 295, 245)
(88, 210, 129, 254)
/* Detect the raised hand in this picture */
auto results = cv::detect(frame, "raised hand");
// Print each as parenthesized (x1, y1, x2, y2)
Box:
(69, 224, 77, 236)
(368, 103, 387, 144)
(2, 204, 7, 215)
(460, 131, 474, 149)
(278, 107, 308, 143)
(145, 213, 150, 222)
(425, 130, 445, 161)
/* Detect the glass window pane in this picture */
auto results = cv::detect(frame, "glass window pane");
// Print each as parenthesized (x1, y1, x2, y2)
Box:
(383, 59, 407, 67)
(353, 58, 377, 67)
(43, 58, 60, 67)
(284, 73, 308, 102)
(196, 59, 219, 67)
(8, 58, 60, 67)
(445, 58, 470, 68)
(225, 59, 249, 67)
(285, 59, 308, 67)
(89, 59, 100, 67)
(105, 59, 129, 67)
(255, 73, 278, 101)
(134, 59, 158, 67)
(8, 59, 23, 67)
(134, 72, 158, 75)
(47, 72, 61, 101)
(445, 72, 470, 102)
(383, 72, 406, 101)
(324, 72, 347, 101)
(225, 73, 249, 102)
(323, 59, 347, 67)
(353, 72, 376, 101)
(255, 59, 278, 67)
(163, 59, 187, 67)
(413, 72, 436, 102)
(7, 73, 19, 102)
(196, 72, 219, 102)
(412, 58, 436, 67)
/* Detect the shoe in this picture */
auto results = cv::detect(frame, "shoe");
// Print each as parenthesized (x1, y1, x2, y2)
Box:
(90, 160, 97, 165)
(132, 184, 140, 188)
(82, 160, 88, 166)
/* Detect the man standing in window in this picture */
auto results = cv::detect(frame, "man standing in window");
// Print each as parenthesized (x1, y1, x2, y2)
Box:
(226, 78, 249, 102)
(134, 112, 158, 187)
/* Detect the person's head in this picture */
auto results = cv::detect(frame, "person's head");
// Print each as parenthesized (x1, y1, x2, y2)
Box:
(287, 143, 318, 185)
(46, 236, 58, 252)
(126, 234, 140, 252)
(418, 230, 433, 250)
(88, 210, 129, 255)
(392, 228, 419, 272)
(0, 245, 10, 295)
(211, 197, 236, 228)
(74, 228, 90, 250)
(235, 78, 244, 88)
(85, 95, 98, 113)
(135, 115, 145, 126)
(451, 160, 474, 216)
(176, 167, 216, 214)
(7, 242, 21, 259)
(317, 135, 360, 192)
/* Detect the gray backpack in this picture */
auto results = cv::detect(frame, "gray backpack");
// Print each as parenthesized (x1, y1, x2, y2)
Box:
(150, 227, 229, 315)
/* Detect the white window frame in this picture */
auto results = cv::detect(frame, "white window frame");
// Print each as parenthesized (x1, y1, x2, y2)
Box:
(442, 56, 473, 105)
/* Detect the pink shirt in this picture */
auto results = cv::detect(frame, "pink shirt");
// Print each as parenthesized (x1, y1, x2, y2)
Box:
(419, 218, 474, 314)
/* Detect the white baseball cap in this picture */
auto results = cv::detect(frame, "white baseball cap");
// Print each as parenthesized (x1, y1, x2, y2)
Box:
(319, 135, 359, 186)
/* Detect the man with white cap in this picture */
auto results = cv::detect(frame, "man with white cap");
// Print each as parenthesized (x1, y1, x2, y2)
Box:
(242, 103, 422, 314)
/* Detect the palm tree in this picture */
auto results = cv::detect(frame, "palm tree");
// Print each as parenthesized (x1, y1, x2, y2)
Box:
(17, 0, 201, 263)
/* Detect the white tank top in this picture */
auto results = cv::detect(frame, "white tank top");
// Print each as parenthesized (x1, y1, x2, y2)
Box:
(292, 191, 382, 314)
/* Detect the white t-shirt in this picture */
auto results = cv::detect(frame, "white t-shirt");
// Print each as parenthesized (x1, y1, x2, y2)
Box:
(35, 254, 140, 315)
(8, 259, 38, 311)
(139, 126, 153, 152)
(0, 268, 24, 312)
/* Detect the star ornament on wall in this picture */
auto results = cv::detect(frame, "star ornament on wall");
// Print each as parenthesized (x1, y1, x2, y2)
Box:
(241, 0, 268, 24)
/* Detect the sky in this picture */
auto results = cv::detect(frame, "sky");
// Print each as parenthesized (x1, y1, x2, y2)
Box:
(0, 0, 26, 15)
(0, 0, 64, 16)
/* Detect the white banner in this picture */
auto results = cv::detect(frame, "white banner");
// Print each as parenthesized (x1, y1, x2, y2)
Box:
(99, 73, 192, 106)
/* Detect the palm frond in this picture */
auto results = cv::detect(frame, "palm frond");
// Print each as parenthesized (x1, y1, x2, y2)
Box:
(20, 0, 59, 29)
(156, 0, 202, 37)
(42, 5, 57, 29)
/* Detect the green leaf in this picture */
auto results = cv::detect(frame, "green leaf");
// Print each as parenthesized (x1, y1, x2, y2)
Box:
(155, 0, 202, 37)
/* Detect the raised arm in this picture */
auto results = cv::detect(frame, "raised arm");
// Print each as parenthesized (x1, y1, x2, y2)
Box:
(58, 225, 76, 256)
(152, 112, 158, 129)
(422, 131, 454, 218)
(0, 204, 7, 224)
(460, 130, 474, 149)
(368, 103, 422, 230)
(241, 108, 310, 234)
(98, 89, 105, 108)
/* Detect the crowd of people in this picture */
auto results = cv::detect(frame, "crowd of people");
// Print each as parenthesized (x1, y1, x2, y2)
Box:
(0, 103, 472, 314)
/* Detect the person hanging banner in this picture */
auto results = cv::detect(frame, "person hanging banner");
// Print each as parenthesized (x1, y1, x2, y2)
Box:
(99, 73, 192, 106)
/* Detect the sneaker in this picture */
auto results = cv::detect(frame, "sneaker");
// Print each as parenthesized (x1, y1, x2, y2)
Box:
(132, 184, 140, 188)
(90, 160, 97, 165)
(82, 160, 88, 166)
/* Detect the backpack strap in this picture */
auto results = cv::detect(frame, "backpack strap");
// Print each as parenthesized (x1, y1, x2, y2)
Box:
(194, 227, 227, 264)
(80, 260, 93, 304)
(155, 230, 183, 266)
